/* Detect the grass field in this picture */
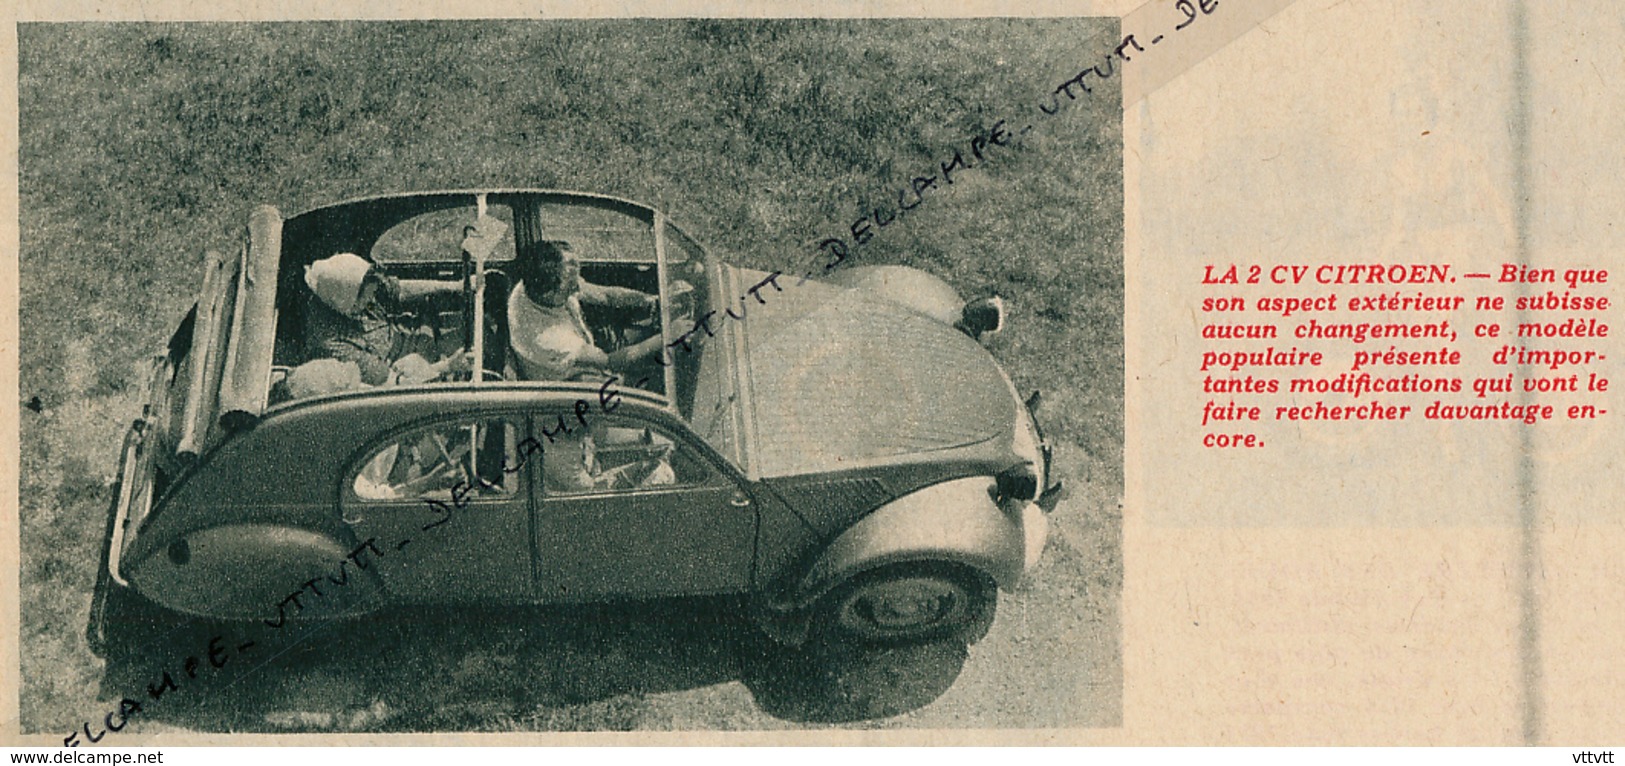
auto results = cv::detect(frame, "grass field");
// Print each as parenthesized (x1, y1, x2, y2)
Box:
(17, 19, 1123, 734)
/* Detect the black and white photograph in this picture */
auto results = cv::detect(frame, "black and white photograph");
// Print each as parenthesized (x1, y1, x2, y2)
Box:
(14, 18, 1124, 738)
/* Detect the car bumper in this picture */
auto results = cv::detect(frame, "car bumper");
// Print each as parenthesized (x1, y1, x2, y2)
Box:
(1021, 501, 1050, 572)
(87, 416, 148, 654)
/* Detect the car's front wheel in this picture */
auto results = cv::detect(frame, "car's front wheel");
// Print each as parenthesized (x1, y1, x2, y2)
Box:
(818, 563, 996, 646)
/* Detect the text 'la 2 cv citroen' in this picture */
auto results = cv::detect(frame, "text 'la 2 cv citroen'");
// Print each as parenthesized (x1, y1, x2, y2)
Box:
(90, 190, 1063, 658)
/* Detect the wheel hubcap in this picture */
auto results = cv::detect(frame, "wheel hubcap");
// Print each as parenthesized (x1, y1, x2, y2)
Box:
(840, 577, 967, 637)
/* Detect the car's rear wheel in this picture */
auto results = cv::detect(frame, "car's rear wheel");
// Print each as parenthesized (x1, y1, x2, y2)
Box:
(818, 563, 996, 646)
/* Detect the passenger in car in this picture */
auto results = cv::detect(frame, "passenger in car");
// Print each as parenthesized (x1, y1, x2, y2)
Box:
(303, 252, 473, 385)
(507, 240, 664, 381)
(274, 358, 499, 500)
(270, 355, 448, 405)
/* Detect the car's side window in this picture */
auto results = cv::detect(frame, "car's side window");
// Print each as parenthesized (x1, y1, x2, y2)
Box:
(540, 416, 715, 497)
(352, 418, 518, 502)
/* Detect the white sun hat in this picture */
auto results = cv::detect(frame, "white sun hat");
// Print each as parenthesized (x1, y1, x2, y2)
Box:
(304, 252, 374, 316)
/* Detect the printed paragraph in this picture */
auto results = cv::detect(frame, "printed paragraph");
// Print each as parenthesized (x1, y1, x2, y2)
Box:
(1196, 263, 1611, 448)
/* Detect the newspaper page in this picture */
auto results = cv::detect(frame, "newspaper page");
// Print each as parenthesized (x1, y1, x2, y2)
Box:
(2, 0, 1621, 748)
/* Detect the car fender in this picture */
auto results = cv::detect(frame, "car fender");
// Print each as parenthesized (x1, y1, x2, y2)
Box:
(127, 524, 384, 622)
(788, 476, 1026, 609)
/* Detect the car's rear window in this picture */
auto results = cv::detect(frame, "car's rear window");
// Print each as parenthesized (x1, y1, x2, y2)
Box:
(372, 204, 517, 265)
(536, 201, 653, 263)
(372, 201, 654, 265)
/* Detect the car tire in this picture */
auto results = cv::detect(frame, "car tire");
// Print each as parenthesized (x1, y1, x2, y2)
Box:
(815, 562, 996, 647)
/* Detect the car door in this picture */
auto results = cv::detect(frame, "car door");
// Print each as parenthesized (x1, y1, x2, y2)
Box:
(530, 410, 757, 601)
(340, 415, 534, 603)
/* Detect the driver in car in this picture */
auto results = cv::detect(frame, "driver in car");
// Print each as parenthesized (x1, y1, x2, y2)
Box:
(507, 240, 663, 381)
(303, 252, 473, 386)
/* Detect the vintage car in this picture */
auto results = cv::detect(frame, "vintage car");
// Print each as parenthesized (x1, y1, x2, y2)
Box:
(88, 189, 1061, 654)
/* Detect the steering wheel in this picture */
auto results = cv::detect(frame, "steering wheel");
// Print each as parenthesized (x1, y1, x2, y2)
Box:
(600, 454, 672, 490)
(420, 431, 473, 491)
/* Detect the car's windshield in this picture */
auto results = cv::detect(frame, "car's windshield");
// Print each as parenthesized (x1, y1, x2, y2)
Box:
(658, 222, 737, 462)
